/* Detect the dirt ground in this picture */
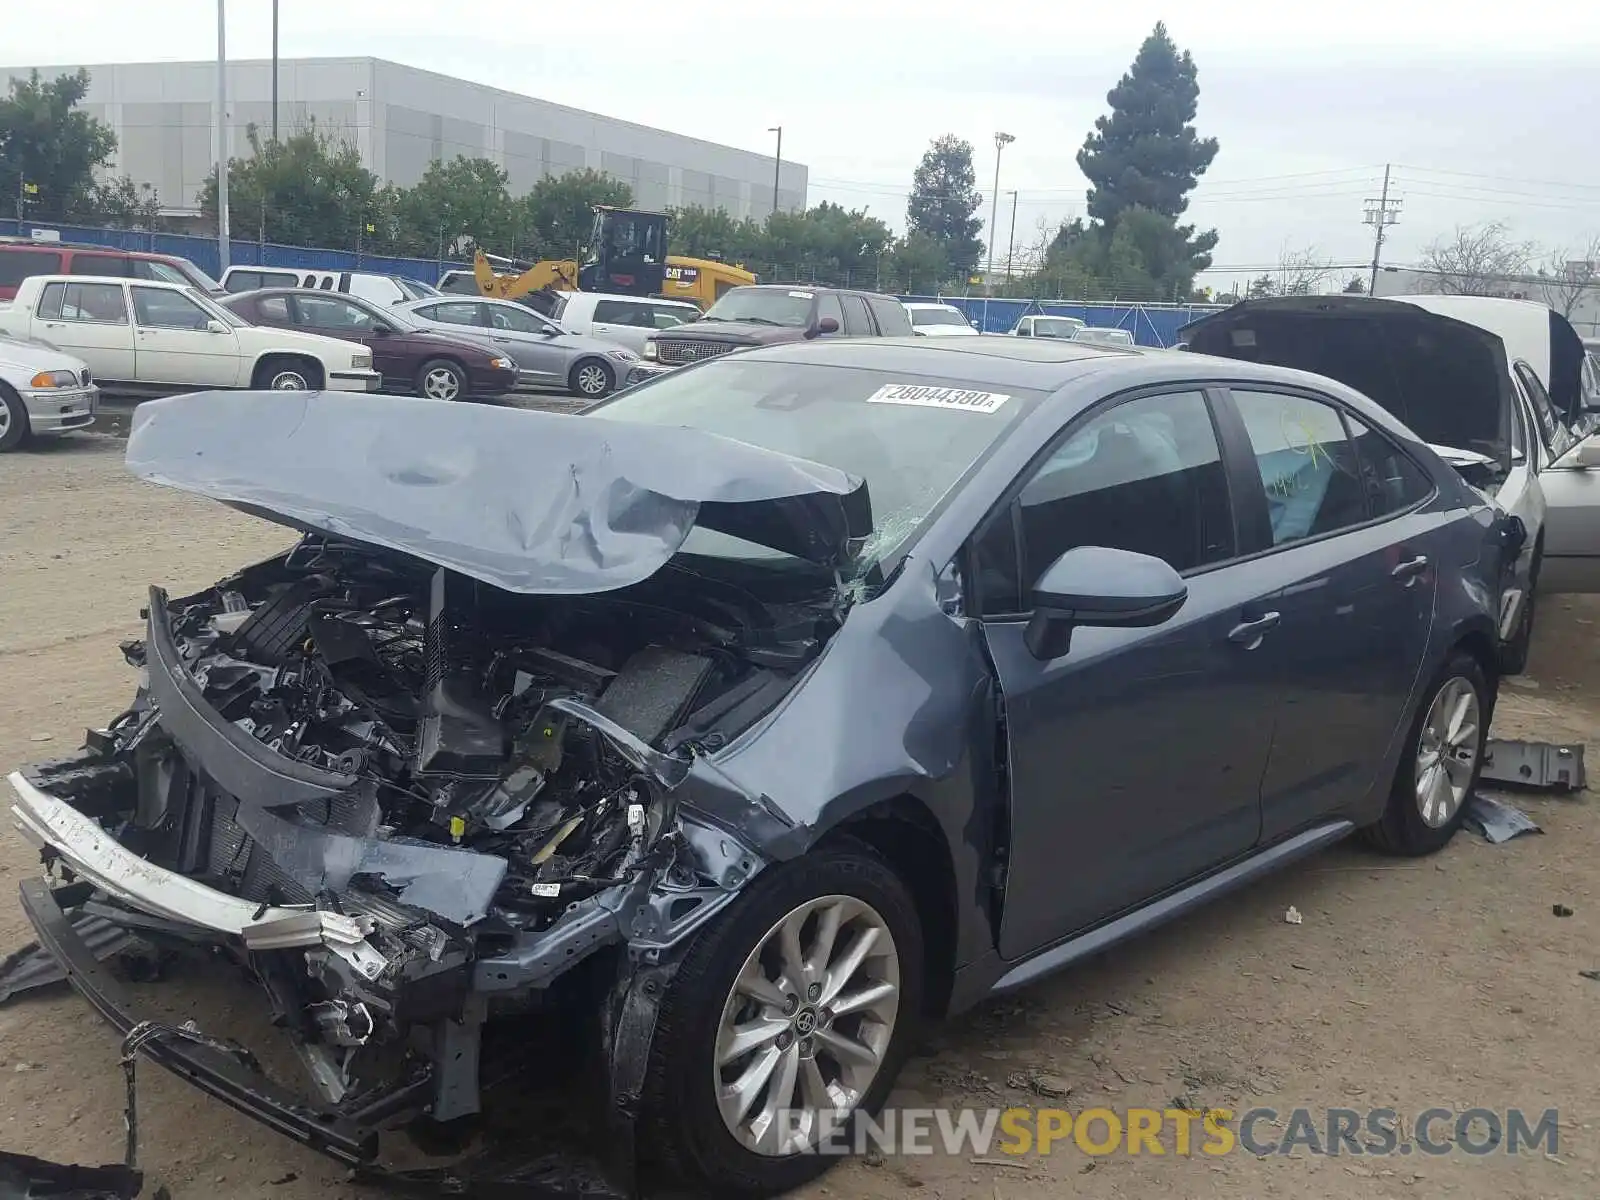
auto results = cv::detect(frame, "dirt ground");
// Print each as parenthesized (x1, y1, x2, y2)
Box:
(1, 430, 1597, 1199)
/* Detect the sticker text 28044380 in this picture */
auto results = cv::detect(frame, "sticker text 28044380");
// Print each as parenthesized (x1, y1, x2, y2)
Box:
(866, 384, 1012, 413)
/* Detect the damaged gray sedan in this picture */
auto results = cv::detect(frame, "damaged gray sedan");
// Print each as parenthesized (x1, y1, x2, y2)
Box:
(8, 338, 1519, 1196)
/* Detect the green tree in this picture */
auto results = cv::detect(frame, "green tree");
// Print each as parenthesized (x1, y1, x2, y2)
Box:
(762, 202, 893, 284)
(667, 205, 765, 264)
(83, 175, 163, 229)
(884, 231, 950, 294)
(395, 155, 515, 258)
(0, 69, 117, 220)
(1247, 274, 1276, 299)
(199, 124, 381, 250)
(1075, 23, 1220, 286)
(906, 135, 985, 280)
(520, 168, 634, 262)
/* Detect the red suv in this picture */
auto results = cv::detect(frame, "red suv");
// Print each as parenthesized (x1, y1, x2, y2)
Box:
(0, 241, 223, 301)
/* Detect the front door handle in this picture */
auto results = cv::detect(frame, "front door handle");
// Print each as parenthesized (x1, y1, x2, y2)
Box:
(1228, 611, 1281, 647)
(1391, 555, 1429, 586)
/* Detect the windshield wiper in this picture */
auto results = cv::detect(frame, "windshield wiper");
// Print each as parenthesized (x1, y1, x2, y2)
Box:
(719, 316, 783, 326)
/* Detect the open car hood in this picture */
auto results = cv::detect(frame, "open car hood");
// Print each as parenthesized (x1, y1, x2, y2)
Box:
(1182, 295, 1517, 475)
(124, 391, 872, 593)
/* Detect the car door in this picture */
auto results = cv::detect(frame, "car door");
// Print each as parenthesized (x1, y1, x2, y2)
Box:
(1523, 361, 1600, 592)
(480, 301, 567, 381)
(976, 387, 1279, 956)
(129, 286, 242, 386)
(33, 280, 136, 380)
(286, 293, 396, 379)
(589, 298, 651, 353)
(1219, 387, 1438, 840)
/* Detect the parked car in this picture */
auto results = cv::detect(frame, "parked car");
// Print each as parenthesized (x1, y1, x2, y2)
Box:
(0, 239, 222, 301)
(0, 276, 379, 395)
(629, 283, 913, 385)
(220, 266, 439, 305)
(393, 295, 639, 398)
(0, 335, 97, 453)
(7, 338, 1517, 1196)
(1009, 314, 1086, 339)
(904, 301, 980, 336)
(219, 289, 518, 401)
(1072, 326, 1135, 347)
(1183, 294, 1600, 672)
(548, 290, 701, 355)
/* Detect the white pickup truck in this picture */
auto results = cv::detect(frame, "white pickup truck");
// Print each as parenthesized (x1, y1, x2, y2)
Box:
(0, 275, 381, 394)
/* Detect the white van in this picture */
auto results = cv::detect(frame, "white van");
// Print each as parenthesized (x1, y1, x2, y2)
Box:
(547, 291, 701, 355)
(219, 267, 439, 306)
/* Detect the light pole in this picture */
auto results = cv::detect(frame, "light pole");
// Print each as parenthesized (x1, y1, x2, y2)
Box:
(768, 126, 782, 217)
(988, 132, 1014, 286)
(1005, 189, 1018, 281)
(270, 0, 279, 142)
(216, 0, 230, 272)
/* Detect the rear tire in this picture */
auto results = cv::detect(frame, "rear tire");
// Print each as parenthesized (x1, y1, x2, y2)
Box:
(1362, 650, 1490, 856)
(417, 359, 467, 401)
(569, 357, 614, 399)
(0, 384, 30, 452)
(251, 356, 322, 391)
(638, 841, 923, 1196)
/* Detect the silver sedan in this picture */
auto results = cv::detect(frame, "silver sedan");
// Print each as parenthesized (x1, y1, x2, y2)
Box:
(392, 296, 640, 399)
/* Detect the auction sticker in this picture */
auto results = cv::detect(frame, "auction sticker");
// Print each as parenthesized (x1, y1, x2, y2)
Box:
(866, 383, 1011, 413)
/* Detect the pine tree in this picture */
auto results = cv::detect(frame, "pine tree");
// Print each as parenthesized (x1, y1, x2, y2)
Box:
(906, 135, 985, 280)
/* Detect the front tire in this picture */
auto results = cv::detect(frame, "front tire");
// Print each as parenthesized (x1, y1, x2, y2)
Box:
(1362, 650, 1490, 856)
(569, 358, 614, 399)
(638, 841, 923, 1196)
(251, 356, 322, 391)
(0, 384, 30, 452)
(418, 359, 467, 401)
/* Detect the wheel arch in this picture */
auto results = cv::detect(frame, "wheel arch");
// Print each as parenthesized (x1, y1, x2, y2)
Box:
(0, 378, 32, 445)
(825, 793, 959, 1018)
(250, 351, 325, 388)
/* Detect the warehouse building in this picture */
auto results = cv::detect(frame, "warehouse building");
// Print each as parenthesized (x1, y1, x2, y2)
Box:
(3, 57, 807, 220)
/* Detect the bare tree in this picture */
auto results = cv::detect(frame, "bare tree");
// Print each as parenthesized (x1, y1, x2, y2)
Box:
(1275, 243, 1336, 296)
(1540, 236, 1600, 319)
(1417, 221, 1536, 296)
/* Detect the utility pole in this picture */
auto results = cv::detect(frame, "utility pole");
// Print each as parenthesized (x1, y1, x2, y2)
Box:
(768, 126, 782, 217)
(988, 132, 1014, 287)
(270, 0, 279, 142)
(1005, 189, 1018, 280)
(215, 0, 231, 272)
(1364, 164, 1400, 295)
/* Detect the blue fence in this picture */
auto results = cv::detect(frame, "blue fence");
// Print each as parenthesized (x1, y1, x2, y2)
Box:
(2, 219, 1222, 346)
(0, 218, 465, 285)
(905, 295, 1223, 346)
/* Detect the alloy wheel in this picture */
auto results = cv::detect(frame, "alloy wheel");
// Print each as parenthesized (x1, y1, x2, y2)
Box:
(0, 403, 10, 438)
(1415, 676, 1481, 828)
(424, 368, 461, 401)
(575, 363, 609, 397)
(713, 894, 900, 1157)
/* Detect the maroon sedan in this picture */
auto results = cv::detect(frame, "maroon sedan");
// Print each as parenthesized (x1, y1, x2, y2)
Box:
(219, 289, 519, 401)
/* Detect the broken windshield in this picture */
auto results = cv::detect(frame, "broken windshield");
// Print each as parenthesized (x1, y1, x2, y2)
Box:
(589, 359, 1041, 574)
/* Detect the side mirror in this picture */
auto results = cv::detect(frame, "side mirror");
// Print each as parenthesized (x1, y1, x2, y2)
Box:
(969, 318, 980, 330)
(205, 320, 228, 335)
(371, 324, 393, 337)
(1022, 546, 1188, 660)
(540, 325, 559, 337)
(806, 316, 840, 340)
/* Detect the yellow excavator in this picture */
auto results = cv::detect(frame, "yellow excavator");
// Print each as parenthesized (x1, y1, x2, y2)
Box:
(471, 206, 758, 314)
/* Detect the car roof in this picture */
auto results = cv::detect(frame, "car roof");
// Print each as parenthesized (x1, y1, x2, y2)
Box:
(20, 272, 187, 290)
(0, 240, 174, 262)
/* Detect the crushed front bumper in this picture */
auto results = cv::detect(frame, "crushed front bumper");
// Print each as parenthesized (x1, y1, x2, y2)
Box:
(17, 877, 382, 1165)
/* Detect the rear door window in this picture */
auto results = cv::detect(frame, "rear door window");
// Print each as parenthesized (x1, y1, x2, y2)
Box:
(647, 302, 696, 329)
(67, 254, 131, 278)
(1345, 415, 1435, 517)
(594, 299, 650, 325)
(867, 296, 912, 335)
(1230, 390, 1368, 545)
(0, 248, 63, 287)
(50, 281, 128, 324)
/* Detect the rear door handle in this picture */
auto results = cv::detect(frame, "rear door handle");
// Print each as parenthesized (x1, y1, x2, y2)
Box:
(1391, 555, 1429, 585)
(1228, 611, 1281, 647)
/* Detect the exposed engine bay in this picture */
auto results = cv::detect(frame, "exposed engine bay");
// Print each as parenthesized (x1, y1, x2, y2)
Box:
(17, 534, 836, 1127)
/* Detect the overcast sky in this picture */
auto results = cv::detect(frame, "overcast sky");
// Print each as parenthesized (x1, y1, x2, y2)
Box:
(7, 0, 1599, 289)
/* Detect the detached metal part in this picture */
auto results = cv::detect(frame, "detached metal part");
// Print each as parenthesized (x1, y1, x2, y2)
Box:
(0, 913, 130, 1006)
(1480, 738, 1587, 791)
(0, 1150, 140, 1200)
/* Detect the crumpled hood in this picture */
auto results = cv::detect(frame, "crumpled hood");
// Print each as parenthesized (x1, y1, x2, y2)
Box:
(657, 320, 799, 346)
(124, 390, 872, 592)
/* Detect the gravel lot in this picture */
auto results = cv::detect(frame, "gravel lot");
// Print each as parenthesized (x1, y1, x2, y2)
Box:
(1, 429, 1597, 1199)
